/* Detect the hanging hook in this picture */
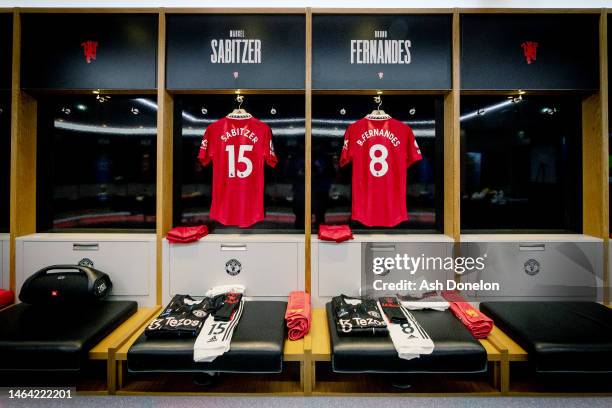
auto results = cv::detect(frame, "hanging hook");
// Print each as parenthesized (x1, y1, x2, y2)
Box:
(236, 94, 244, 110)
(374, 95, 382, 111)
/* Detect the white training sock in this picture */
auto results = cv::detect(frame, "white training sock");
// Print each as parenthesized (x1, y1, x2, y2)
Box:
(194, 298, 245, 363)
(377, 301, 435, 361)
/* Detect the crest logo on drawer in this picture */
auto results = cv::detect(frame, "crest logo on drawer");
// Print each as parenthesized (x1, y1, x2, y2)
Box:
(524, 259, 540, 276)
(225, 259, 242, 276)
(78, 258, 95, 268)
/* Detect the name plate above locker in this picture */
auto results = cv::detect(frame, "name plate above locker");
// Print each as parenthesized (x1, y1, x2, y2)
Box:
(166, 14, 306, 90)
(313, 14, 452, 90)
(461, 14, 599, 91)
(0, 14, 12, 90)
(21, 14, 158, 90)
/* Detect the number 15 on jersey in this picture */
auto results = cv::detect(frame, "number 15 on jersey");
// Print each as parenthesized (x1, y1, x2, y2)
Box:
(225, 145, 254, 178)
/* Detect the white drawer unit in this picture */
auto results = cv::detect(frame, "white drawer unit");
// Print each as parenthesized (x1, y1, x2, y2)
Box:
(312, 234, 455, 308)
(461, 234, 604, 301)
(0, 234, 9, 290)
(316, 241, 362, 300)
(15, 233, 157, 306)
(163, 234, 305, 304)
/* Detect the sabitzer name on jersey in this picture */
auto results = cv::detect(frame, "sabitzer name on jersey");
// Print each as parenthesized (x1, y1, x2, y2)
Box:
(220, 127, 259, 143)
(350, 30, 412, 65)
(210, 29, 262, 64)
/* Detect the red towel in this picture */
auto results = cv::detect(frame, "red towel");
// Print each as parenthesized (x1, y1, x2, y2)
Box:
(167, 225, 209, 244)
(0, 289, 14, 308)
(285, 291, 311, 341)
(442, 291, 493, 339)
(318, 224, 354, 243)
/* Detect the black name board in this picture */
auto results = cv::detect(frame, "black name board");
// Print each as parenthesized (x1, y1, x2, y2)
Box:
(0, 13, 12, 90)
(462, 14, 599, 91)
(166, 14, 305, 90)
(21, 14, 157, 90)
(313, 14, 452, 90)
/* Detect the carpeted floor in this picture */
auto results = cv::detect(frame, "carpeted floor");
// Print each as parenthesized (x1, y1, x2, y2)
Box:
(2, 397, 612, 408)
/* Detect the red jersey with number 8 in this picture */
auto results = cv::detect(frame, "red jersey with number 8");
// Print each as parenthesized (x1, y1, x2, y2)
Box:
(340, 117, 422, 227)
(198, 116, 277, 227)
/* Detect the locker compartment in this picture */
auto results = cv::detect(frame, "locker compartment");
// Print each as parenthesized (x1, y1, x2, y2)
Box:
(16, 234, 156, 306)
(363, 241, 455, 296)
(314, 236, 455, 306)
(461, 235, 603, 301)
(165, 237, 303, 303)
(317, 241, 362, 298)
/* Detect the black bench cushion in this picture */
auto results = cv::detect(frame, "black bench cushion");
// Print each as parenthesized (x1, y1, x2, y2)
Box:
(480, 302, 612, 373)
(127, 301, 286, 374)
(0, 300, 137, 372)
(326, 303, 487, 373)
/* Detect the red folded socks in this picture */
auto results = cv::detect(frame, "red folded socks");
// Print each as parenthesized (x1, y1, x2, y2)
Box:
(167, 225, 209, 244)
(285, 291, 312, 341)
(0, 289, 14, 308)
(442, 291, 493, 339)
(318, 224, 354, 243)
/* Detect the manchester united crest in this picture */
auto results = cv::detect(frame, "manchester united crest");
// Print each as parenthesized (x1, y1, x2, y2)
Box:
(225, 259, 242, 276)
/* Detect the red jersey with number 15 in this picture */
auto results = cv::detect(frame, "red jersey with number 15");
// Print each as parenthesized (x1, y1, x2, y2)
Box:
(340, 117, 422, 227)
(198, 116, 277, 227)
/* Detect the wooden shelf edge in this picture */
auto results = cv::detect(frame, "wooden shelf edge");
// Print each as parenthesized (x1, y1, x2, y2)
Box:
(89, 306, 161, 361)
(488, 327, 528, 362)
(115, 306, 162, 361)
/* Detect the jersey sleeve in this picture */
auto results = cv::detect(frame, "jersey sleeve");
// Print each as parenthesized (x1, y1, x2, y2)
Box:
(197, 127, 213, 166)
(339, 125, 352, 167)
(265, 125, 278, 168)
(406, 127, 423, 168)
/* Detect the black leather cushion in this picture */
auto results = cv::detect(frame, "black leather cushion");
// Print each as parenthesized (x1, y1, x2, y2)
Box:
(0, 301, 137, 372)
(480, 302, 612, 373)
(128, 301, 286, 374)
(326, 303, 487, 373)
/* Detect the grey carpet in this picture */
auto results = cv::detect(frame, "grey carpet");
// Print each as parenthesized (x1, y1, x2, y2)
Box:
(2, 397, 612, 408)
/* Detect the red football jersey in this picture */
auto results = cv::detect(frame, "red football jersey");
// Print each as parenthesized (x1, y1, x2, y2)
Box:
(340, 117, 422, 227)
(198, 116, 277, 227)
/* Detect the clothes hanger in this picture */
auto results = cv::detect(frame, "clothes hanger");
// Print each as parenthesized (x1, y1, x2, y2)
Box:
(366, 95, 391, 120)
(227, 94, 252, 119)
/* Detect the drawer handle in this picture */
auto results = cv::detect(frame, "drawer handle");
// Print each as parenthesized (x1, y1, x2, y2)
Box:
(519, 244, 545, 251)
(73, 243, 99, 251)
(221, 244, 247, 251)
(369, 245, 396, 252)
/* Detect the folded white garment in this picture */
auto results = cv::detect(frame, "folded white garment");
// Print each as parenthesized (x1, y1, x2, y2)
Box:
(397, 292, 449, 311)
(205, 284, 246, 297)
(377, 300, 435, 360)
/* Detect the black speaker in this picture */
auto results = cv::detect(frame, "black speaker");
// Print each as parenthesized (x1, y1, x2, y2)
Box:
(19, 265, 113, 305)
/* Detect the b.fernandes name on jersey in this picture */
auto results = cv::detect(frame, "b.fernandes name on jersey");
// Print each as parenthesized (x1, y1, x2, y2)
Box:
(356, 128, 400, 148)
